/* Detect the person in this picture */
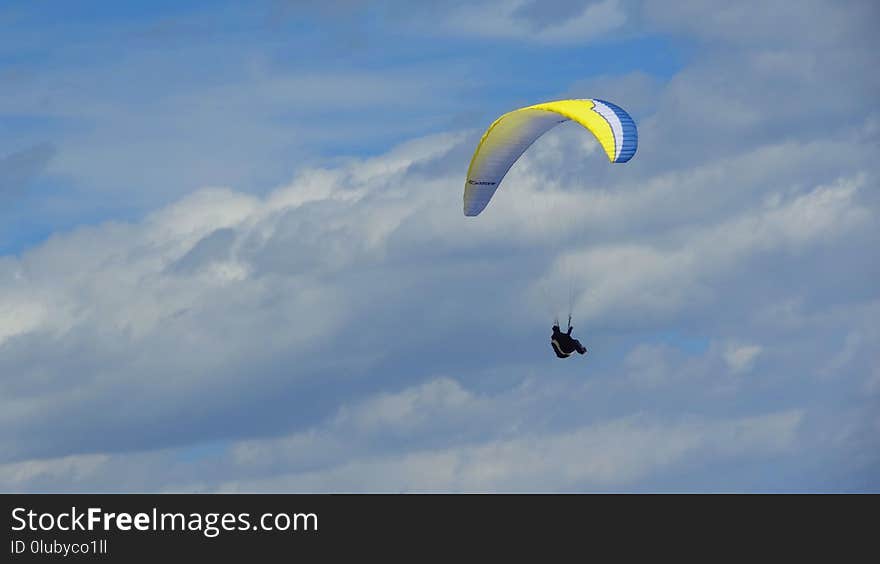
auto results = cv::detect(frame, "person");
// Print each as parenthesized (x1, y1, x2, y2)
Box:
(551, 317, 587, 358)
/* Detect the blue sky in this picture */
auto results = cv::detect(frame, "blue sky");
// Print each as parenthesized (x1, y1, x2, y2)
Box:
(0, 0, 687, 252)
(1, 0, 878, 492)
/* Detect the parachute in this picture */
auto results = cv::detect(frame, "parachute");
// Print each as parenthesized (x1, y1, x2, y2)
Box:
(463, 99, 637, 216)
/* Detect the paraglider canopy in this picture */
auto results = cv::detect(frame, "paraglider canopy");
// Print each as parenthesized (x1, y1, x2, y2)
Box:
(463, 99, 637, 216)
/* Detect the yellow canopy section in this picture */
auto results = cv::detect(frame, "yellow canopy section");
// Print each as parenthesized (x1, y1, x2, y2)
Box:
(463, 99, 634, 216)
(526, 100, 617, 160)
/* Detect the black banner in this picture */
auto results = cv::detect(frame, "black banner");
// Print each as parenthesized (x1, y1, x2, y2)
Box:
(1, 494, 870, 560)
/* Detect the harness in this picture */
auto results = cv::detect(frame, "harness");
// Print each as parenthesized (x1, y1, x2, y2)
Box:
(551, 339, 571, 357)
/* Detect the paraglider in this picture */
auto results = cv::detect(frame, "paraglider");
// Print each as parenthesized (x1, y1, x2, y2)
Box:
(463, 98, 637, 216)
(551, 316, 587, 358)
(462, 98, 638, 359)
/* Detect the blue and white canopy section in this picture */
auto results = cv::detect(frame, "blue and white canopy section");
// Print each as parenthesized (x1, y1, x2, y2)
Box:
(591, 98, 638, 163)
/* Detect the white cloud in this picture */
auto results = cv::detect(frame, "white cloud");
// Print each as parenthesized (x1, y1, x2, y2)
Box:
(435, 0, 628, 44)
(642, 0, 878, 47)
(0, 375, 804, 492)
(724, 344, 762, 374)
(0, 299, 46, 347)
(217, 409, 804, 492)
(528, 174, 870, 325)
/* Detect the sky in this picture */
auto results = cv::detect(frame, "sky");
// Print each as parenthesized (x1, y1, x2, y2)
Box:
(1, 0, 878, 492)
